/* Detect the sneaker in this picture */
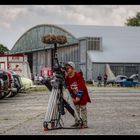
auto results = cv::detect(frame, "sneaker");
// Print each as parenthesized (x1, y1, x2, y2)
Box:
(71, 123, 80, 127)
(82, 125, 88, 128)
(81, 124, 88, 128)
(75, 124, 88, 129)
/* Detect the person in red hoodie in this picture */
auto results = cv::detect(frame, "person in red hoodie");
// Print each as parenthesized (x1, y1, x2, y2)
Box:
(64, 61, 91, 128)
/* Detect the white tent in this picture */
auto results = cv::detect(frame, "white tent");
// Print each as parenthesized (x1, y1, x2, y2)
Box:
(106, 64, 115, 80)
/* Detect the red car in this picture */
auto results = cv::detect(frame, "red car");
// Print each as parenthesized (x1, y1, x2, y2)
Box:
(6, 70, 18, 97)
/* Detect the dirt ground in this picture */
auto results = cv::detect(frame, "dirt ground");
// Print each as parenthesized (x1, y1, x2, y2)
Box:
(0, 86, 140, 135)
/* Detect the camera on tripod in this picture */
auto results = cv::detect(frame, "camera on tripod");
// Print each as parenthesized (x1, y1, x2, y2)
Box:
(41, 34, 67, 91)
(41, 34, 83, 131)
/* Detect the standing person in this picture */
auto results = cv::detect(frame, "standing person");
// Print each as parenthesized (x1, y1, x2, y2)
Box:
(64, 61, 91, 128)
(103, 73, 108, 87)
(97, 74, 102, 87)
(34, 74, 38, 85)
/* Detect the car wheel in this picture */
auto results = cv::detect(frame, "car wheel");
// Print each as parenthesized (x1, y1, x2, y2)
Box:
(0, 91, 9, 99)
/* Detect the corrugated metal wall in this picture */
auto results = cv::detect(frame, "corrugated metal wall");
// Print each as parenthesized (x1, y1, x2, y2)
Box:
(92, 63, 106, 82)
(79, 39, 87, 79)
(32, 44, 79, 76)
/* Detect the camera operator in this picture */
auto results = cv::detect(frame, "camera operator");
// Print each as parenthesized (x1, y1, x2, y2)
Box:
(64, 61, 91, 128)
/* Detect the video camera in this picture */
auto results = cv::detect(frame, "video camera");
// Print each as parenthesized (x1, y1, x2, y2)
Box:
(41, 34, 67, 90)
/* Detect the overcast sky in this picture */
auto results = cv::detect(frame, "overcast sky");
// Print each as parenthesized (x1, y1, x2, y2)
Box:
(0, 5, 140, 50)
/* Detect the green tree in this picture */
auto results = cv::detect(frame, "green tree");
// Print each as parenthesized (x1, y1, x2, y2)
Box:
(0, 44, 9, 54)
(125, 12, 140, 26)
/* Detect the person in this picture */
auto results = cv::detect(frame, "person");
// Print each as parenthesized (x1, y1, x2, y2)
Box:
(13, 64, 22, 75)
(34, 74, 38, 85)
(103, 73, 108, 87)
(97, 74, 102, 87)
(64, 61, 91, 128)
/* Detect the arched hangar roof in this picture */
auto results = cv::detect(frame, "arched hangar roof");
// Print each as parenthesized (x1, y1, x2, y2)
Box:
(10, 24, 78, 54)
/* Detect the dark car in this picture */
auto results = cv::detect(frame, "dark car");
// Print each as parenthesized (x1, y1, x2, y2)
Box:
(107, 74, 139, 87)
(5, 70, 18, 97)
(120, 78, 138, 87)
(6, 70, 24, 97)
(11, 71, 24, 92)
(121, 74, 139, 87)
(0, 70, 9, 99)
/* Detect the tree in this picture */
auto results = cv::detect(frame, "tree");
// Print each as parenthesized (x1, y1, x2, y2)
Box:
(125, 12, 140, 26)
(0, 44, 9, 54)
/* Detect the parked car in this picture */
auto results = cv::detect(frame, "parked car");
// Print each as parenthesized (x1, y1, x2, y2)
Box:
(21, 77, 34, 90)
(120, 78, 138, 87)
(121, 74, 139, 87)
(107, 75, 128, 86)
(107, 74, 139, 87)
(0, 70, 9, 99)
(6, 70, 24, 97)
(0, 69, 24, 98)
(13, 73, 24, 93)
(5, 70, 18, 97)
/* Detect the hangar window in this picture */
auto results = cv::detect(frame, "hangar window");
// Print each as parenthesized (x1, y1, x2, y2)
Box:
(87, 37, 102, 50)
(125, 66, 139, 77)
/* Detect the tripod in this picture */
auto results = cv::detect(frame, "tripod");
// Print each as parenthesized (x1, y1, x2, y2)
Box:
(43, 43, 83, 131)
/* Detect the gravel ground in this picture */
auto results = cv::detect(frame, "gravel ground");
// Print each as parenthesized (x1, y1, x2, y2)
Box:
(0, 86, 140, 135)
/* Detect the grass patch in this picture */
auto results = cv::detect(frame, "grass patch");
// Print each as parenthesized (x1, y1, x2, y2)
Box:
(28, 86, 48, 92)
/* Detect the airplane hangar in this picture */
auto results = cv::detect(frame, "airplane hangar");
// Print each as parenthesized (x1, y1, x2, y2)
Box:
(10, 24, 140, 81)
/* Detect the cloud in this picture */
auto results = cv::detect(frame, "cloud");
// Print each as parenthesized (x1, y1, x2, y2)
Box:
(0, 6, 28, 29)
(0, 5, 140, 49)
(0, 21, 11, 29)
(0, 5, 139, 28)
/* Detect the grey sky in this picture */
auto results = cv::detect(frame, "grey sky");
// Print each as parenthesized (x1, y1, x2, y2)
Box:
(0, 5, 140, 49)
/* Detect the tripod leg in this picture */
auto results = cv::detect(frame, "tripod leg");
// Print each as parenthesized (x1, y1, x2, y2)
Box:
(42, 78, 52, 91)
(43, 121, 49, 131)
(63, 98, 75, 117)
(44, 88, 59, 130)
(45, 88, 58, 121)
(55, 89, 64, 128)
(63, 97, 83, 127)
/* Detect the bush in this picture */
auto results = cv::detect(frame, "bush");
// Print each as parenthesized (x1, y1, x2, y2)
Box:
(86, 80, 93, 84)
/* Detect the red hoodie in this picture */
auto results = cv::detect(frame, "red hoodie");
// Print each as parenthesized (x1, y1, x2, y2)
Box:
(65, 72, 91, 105)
